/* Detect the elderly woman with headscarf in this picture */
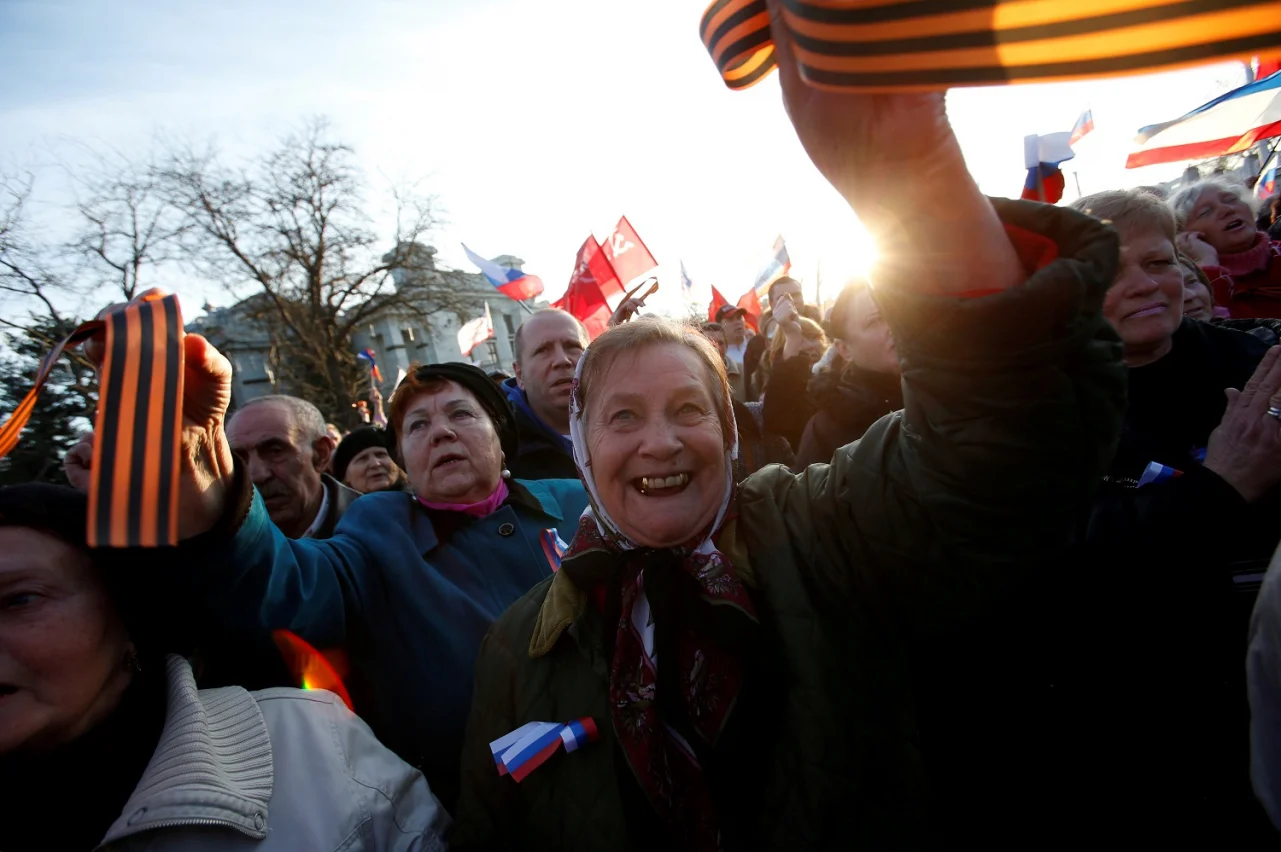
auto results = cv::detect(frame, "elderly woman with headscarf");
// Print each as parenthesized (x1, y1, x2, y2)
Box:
(0, 483, 449, 852)
(1171, 177, 1281, 319)
(332, 426, 408, 493)
(440, 38, 1123, 848)
(100, 26, 1122, 851)
(68, 360, 588, 812)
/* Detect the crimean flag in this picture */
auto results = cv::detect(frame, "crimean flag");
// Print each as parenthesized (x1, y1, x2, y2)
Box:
(1127, 71, 1281, 168)
(1070, 110, 1095, 145)
(554, 236, 618, 339)
(462, 244, 545, 301)
(601, 217, 658, 289)
(356, 348, 383, 384)
(701, 0, 1281, 93)
(0, 292, 185, 547)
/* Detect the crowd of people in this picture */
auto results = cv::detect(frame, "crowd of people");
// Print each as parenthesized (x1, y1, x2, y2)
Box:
(6, 64, 1281, 852)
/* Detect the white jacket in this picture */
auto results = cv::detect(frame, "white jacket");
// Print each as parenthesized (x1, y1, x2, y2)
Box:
(97, 656, 449, 851)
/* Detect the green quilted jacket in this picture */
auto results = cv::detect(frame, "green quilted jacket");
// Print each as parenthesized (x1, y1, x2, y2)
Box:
(452, 200, 1126, 851)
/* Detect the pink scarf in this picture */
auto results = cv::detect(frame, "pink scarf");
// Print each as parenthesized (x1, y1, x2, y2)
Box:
(417, 479, 509, 518)
(1219, 232, 1274, 278)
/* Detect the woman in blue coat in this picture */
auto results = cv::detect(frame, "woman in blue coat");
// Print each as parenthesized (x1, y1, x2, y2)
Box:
(167, 362, 588, 812)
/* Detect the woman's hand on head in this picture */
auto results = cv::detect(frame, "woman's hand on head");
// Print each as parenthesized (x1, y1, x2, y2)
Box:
(1204, 346, 1281, 502)
(83, 290, 236, 539)
(1176, 232, 1220, 268)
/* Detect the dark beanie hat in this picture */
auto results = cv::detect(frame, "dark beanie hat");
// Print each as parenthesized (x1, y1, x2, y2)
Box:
(332, 427, 391, 482)
(0, 482, 187, 659)
(390, 362, 519, 464)
(0, 482, 90, 548)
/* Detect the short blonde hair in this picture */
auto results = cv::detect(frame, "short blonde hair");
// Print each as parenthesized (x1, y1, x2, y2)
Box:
(1168, 177, 1259, 227)
(577, 317, 733, 446)
(1070, 189, 1177, 240)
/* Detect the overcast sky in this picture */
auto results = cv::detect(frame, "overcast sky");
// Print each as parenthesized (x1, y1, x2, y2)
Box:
(0, 0, 1252, 319)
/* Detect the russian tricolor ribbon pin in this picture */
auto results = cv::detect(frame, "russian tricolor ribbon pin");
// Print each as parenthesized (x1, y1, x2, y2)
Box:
(540, 528, 567, 572)
(1138, 461, 1183, 487)
(489, 717, 599, 782)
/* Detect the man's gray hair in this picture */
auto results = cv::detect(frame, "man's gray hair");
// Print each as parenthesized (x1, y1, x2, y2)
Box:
(230, 394, 329, 443)
(1168, 177, 1259, 227)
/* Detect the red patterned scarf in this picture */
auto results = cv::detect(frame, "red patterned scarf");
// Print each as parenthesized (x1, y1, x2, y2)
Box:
(560, 504, 757, 851)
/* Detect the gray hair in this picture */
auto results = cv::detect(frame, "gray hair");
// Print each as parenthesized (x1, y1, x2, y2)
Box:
(1070, 189, 1176, 240)
(230, 394, 328, 443)
(1168, 177, 1259, 227)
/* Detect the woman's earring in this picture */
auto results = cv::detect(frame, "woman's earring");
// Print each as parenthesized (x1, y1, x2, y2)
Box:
(123, 648, 142, 675)
(501, 454, 512, 480)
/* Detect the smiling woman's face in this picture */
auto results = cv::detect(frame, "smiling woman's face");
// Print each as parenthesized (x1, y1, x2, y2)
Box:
(398, 381, 503, 503)
(1184, 187, 1258, 255)
(584, 343, 728, 549)
(0, 527, 132, 754)
(1103, 227, 1185, 366)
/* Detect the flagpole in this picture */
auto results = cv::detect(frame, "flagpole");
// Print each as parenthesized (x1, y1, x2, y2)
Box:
(516, 298, 536, 316)
(1072, 171, 1083, 198)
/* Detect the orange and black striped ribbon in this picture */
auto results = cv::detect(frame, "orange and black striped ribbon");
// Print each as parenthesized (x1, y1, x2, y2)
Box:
(701, 0, 1281, 92)
(0, 292, 185, 547)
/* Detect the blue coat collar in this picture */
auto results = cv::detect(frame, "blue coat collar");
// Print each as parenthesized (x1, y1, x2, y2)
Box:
(410, 480, 563, 555)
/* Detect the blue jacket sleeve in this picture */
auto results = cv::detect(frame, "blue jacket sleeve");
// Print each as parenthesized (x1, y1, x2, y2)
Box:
(192, 488, 381, 648)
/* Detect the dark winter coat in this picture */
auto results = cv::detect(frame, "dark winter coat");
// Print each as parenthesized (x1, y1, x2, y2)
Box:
(502, 378, 579, 480)
(913, 319, 1280, 847)
(794, 363, 903, 470)
(451, 200, 1126, 851)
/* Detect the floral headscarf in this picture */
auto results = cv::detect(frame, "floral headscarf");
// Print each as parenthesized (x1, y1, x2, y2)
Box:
(561, 338, 757, 852)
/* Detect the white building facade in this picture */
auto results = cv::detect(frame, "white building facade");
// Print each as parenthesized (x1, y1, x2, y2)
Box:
(187, 247, 548, 411)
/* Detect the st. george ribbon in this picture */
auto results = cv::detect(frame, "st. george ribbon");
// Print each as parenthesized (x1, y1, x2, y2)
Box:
(701, 0, 1281, 93)
(0, 292, 185, 547)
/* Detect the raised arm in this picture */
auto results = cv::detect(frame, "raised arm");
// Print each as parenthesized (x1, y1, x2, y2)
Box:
(182, 468, 381, 646)
(745, 8, 1125, 633)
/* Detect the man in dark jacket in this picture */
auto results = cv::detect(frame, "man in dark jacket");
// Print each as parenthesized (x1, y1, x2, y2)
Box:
(211, 394, 362, 689)
(503, 309, 589, 480)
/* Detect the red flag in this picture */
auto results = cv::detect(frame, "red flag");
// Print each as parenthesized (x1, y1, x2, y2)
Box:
(601, 216, 658, 289)
(555, 236, 618, 339)
(1259, 56, 1281, 80)
(709, 285, 731, 323)
(736, 290, 762, 334)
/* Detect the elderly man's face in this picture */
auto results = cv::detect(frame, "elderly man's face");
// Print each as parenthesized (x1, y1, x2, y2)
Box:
(515, 312, 588, 434)
(227, 402, 331, 538)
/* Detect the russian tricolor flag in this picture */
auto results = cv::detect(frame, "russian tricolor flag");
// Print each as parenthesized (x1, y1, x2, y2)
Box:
(1069, 109, 1095, 145)
(462, 245, 545, 301)
(1258, 158, 1278, 198)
